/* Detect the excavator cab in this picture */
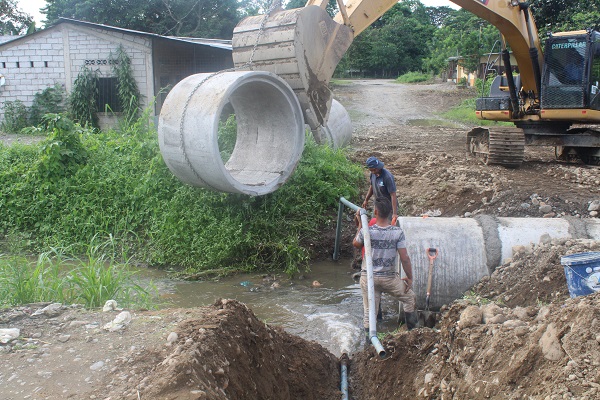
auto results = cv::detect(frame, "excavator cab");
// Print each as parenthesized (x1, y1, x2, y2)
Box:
(541, 30, 599, 110)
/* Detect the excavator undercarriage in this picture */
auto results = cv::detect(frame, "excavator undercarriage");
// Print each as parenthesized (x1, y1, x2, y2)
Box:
(467, 127, 525, 168)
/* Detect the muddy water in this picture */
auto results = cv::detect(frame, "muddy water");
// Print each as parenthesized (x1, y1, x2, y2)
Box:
(150, 260, 401, 356)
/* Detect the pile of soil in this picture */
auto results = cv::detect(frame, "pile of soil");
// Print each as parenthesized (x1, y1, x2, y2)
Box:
(2, 80, 600, 399)
(349, 238, 600, 400)
(0, 300, 340, 399)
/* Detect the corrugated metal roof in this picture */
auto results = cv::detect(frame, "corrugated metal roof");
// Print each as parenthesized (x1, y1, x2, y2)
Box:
(0, 18, 232, 51)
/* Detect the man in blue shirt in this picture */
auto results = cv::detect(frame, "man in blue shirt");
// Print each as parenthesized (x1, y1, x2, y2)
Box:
(362, 156, 399, 225)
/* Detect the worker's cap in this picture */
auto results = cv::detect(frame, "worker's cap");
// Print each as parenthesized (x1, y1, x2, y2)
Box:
(366, 156, 384, 169)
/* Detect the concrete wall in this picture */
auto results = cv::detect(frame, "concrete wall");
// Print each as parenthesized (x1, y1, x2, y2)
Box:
(0, 23, 153, 129)
(0, 28, 67, 121)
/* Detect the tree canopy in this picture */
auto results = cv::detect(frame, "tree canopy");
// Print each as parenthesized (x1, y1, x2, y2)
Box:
(43, 0, 245, 39)
(0, 0, 34, 35)
(29, 0, 600, 76)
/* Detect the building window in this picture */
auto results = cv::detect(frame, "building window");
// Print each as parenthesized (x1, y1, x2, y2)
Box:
(96, 77, 121, 112)
(2, 62, 5, 68)
(44, 61, 48, 67)
(16, 61, 20, 68)
(30, 61, 34, 67)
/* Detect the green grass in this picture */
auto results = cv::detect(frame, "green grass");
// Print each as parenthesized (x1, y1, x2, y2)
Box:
(396, 72, 431, 84)
(0, 112, 363, 277)
(0, 237, 156, 308)
(329, 79, 353, 86)
(442, 98, 513, 126)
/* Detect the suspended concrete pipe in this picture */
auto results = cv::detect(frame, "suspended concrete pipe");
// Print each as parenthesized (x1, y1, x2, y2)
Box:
(398, 215, 600, 309)
(158, 71, 305, 196)
(312, 99, 353, 149)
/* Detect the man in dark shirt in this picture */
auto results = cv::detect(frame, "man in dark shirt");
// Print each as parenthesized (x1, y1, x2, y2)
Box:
(362, 156, 399, 225)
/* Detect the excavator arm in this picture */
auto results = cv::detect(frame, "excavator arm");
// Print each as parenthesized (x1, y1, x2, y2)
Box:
(158, 1, 551, 195)
(324, 0, 543, 95)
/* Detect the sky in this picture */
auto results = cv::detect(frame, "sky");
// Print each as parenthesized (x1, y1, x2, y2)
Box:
(17, 0, 460, 25)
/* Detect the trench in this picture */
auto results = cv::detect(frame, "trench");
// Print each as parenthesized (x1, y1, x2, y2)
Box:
(148, 259, 402, 357)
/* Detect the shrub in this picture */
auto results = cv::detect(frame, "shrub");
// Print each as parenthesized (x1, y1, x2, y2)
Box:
(29, 83, 67, 127)
(396, 71, 431, 83)
(1, 100, 29, 133)
(0, 112, 363, 276)
(36, 114, 88, 181)
(69, 66, 99, 128)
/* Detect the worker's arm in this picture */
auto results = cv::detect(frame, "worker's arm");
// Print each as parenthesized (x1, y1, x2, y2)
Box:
(390, 191, 398, 225)
(362, 185, 373, 209)
(352, 209, 364, 249)
(398, 248, 412, 288)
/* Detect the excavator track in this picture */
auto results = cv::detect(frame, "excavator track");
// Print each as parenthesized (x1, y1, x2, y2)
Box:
(467, 127, 525, 168)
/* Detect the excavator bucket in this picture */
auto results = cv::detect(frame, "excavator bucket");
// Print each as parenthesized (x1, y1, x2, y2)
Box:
(232, 6, 354, 134)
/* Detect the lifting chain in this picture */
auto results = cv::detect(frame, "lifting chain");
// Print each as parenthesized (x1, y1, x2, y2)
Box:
(175, 0, 282, 187)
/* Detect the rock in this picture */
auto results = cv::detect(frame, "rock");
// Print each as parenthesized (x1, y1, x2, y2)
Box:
(539, 204, 552, 214)
(588, 200, 600, 212)
(520, 203, 531, 209)
(464, 212, 472, 218)
(424, 372, 435, 384)
(543, 212, 556, 218)
(591, 211, 599, 217)
(503, 319, 527, 328)
(312, 280, 322, 287)
(539, 323, 565, 361)
(57, 334, 71, 343)
(512, 245, 526, 255)
(481, 303, 504, 323)
(31, 303, 63, 317)
(89, 361, 105, 371)
(0, 328, 20, 344)
(166, 332, 178, 345)
(458, 306, 482, 329)
(539, 234, 552, 245)
(103, 300, 121, 312)
(487, 314, 507, 324)
(103, 311, 132, 332)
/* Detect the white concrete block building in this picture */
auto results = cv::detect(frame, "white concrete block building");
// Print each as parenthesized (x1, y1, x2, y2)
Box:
(0, 18, 233, 128)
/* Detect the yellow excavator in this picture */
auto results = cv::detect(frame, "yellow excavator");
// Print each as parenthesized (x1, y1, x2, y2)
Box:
(159, 0, 600, 195)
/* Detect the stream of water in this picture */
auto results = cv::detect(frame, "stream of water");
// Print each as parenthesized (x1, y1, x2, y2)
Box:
(149, 259, 401, 356)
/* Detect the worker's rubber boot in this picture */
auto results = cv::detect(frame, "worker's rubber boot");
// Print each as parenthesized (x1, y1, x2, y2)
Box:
(404, 311, 419, 330)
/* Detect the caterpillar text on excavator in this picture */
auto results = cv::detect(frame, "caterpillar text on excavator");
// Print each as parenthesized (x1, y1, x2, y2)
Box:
(158, 0, 600, 195)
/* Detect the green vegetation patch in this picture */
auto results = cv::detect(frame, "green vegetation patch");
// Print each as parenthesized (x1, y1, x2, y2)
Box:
(0, 114, 362, 277)
(396, 72, 431, 84)
(0, 237, 155, 309)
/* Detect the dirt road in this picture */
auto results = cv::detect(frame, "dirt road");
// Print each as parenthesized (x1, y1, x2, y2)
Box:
(334, 79, 600, 219)
(1, 80, 600, 399)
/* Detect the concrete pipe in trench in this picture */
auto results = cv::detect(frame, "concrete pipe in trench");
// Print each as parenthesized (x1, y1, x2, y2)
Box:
(158, 71, 305, 196)
(397, 216, 600, 309)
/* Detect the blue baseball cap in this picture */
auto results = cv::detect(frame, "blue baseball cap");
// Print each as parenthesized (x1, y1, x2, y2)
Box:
(366, 156, 384, 169)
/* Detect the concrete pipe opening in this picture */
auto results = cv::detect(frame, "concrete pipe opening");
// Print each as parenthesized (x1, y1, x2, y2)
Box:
(158, 71, 305, 196)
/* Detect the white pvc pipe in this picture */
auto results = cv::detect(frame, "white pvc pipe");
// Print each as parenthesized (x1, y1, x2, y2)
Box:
(360, 208, 386, 357)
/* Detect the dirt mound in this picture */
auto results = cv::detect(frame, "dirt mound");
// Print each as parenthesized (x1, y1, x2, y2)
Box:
(352, 299, 600, 400)
(349, 241, 600, 399)
(473, 239, 600, 308)
(105, 299, 341, 400)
